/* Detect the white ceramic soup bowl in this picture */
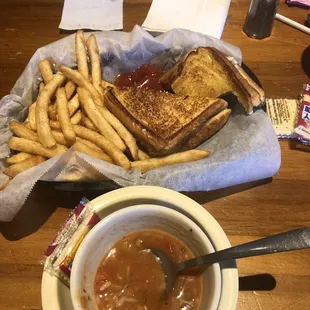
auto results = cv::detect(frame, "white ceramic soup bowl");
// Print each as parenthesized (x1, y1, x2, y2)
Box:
(70, 204, 222, 310)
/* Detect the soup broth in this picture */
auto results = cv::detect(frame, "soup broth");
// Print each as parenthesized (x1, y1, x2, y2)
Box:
(94, 229, 202, 310)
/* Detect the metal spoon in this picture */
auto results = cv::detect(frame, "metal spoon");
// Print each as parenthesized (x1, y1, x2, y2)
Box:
(150, 227, 310, 295)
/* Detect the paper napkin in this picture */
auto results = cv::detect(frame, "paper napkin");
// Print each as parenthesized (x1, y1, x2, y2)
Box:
(59, 0, 123, 31)
(142, 0, 231, 39)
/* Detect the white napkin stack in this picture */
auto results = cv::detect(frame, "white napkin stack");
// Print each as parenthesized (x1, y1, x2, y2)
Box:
(59, 0, 123, 31)
(142, 0, 231, 39)
(59, 0, 231, 38)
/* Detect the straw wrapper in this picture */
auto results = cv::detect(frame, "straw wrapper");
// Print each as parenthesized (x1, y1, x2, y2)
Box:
(0, 26, 281, 221)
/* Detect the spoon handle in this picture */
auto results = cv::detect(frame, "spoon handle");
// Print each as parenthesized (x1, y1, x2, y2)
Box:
(181, 227, 310, 270)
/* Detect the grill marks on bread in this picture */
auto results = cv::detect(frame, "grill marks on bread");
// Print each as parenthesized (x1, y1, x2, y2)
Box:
(160, 47, 264, 114)
(105, 87, 227, 156)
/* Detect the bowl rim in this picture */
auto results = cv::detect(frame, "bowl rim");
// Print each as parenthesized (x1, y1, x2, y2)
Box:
(89, 186, 239, 310)
(70, 204, 222, 310)
(41, 186, 238, 310)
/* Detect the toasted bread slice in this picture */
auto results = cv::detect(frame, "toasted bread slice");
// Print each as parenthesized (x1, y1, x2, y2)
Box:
(105, 87, 228, 156)
(233, 64, 265, 104)
(181, 108, 232, 151)
(160, 47, 264, 114)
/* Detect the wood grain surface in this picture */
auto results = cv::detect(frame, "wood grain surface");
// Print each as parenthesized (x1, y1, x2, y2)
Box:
(0, 0, 310, 309)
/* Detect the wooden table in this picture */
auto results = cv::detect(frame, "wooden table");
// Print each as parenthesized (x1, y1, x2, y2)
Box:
(0, 0, 309, 309)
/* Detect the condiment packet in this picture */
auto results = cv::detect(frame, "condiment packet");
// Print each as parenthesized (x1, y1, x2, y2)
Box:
(266, 98, 299, 138)
(43, 198, 100, 286)
(59, 0, 123, 31)
(294, 84, 310, 144)
(142, 0, 231, 39)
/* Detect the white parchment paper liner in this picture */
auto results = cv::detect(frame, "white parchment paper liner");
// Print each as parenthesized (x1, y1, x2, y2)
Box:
(0, 26, 281, 221)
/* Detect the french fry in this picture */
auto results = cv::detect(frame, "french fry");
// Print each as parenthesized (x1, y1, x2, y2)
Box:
(56, 88, 76, 145)
(24, 121, 32, 129)
(100, 80, 114, 97)
(51, 130, 69, 146)
(65, 81, 76, 100)
(9, 121, 39, 142)
(28, 102, 37, 131)
(5, 152, 33, 164)
(75, 30, 89, 80)
(86, 34, 102, 96)
(131, 150, 210, 173)
(68, 94, 80, 116)
(70, 110, 82, 124)
(97, 105, 138, 160)
(0, 178, 10, 191)
(77, 87, 126, 151)
(76, 137, 103, 153)
(34, 83, 46, 124)
(72, 125, 131, 169)
(51, 130, 103, 152)
(101, 80, 115, 89)
(48, 85, 77, 120)
(59, 65, 103, 106)
(137, 149, 150, 160)
(48, 103, 57, 120)
(48, 93, 79, 120)
(49, 120, 63, 130)
(50, 110, 82, 130)
(74, 140, 113, 163)
(39, 82, 45, 93)
(36, 72, 66, 148)
(3, 155, 46, 178)
(81, 112, 98, 131)
(8, 137, 68, 158)
(59, 74, 136, 154)
(38, 60, 53, 84)
(52, 131, 91, 148)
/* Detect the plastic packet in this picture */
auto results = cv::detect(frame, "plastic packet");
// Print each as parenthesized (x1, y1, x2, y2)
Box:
(294, 84, 310, 144)
(266, 98, 299, 138)
(43, 198, 100, 287)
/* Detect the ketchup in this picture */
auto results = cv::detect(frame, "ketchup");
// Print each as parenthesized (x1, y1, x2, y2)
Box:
(114, 64, 165, 91)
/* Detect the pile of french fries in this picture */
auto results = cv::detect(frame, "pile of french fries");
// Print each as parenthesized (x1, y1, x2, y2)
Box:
(1, 30, 209, 190)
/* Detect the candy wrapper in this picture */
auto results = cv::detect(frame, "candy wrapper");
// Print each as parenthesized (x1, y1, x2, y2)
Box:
(43, 198, 100, 286)
(0, 26, 281, 222)
(295, 84, 310, 144)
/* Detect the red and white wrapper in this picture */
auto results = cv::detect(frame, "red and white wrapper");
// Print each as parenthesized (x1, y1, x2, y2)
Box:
(43, 198, 100, 286)
(295, 84, 310, 144)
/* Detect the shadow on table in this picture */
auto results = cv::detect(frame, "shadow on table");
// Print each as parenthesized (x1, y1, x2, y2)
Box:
(0, 177, 272, 241)
(184, 178, 272, 205)
(0, 183, 107, 241)
(289, 139, 310, 153)
(239, 273, 276, 291)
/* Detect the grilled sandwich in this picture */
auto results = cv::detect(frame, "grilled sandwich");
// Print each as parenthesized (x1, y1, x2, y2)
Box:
(160, 47, 265, 114)
(105, 87, 230, 156)
(181, 108, 232, 151)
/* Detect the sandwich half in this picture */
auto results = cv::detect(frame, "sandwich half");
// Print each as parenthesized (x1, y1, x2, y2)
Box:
(181, 108, 232, 151)
(160, 47, 265, 114)
(105, 87, 230, 156)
